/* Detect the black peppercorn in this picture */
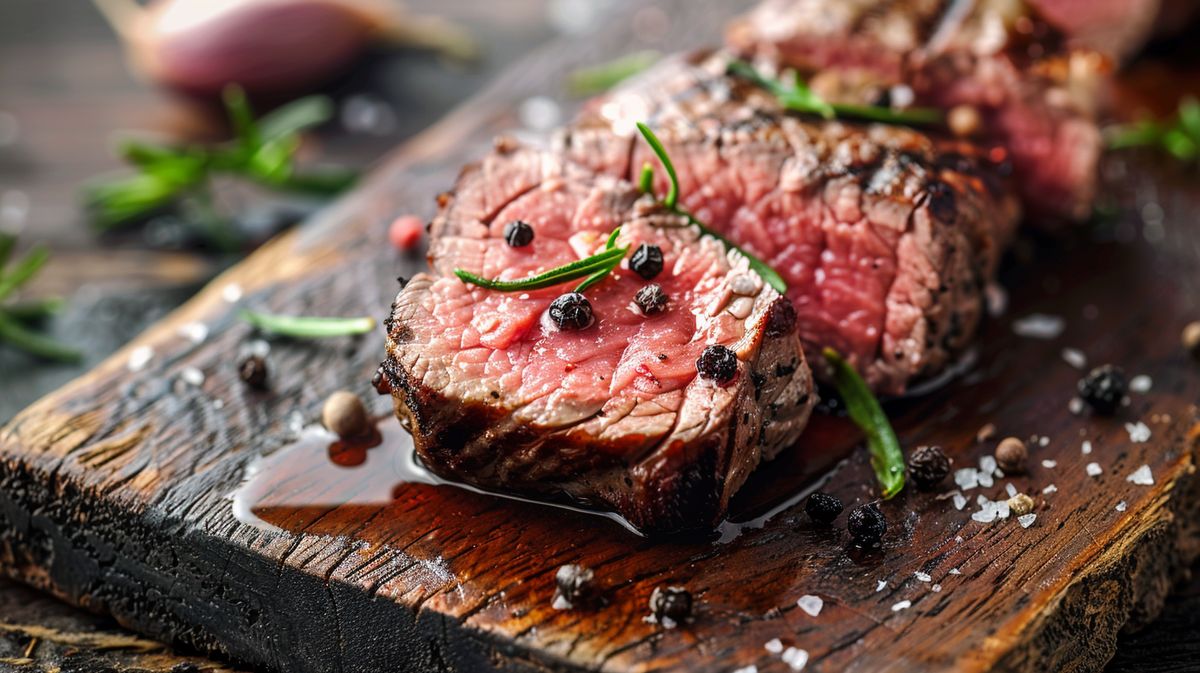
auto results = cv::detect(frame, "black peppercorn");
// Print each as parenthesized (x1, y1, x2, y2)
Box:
(696, 344, 738, 383)
(634, 283, 669, 316)
(549, 292, 594, 331)
(805, 492, 844, 524)
(847, 503, 887, 547)
(503, 220, 534, 247)
(1078, 364, 1127, 415)
(649, 585, 692, 624)
(554, 564, 598, 608)
(238, 355, 268, 389)
(765, 298, 797, 337)
(630, 243, 664, 280)
(909, 445, 951, 489)
(371, 365, 391, 395)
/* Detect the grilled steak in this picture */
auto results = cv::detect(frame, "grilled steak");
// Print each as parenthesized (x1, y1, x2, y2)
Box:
(560, 53, 1019, 394)
(383, 145, 816, 534)
(726, 0, 1103, 222)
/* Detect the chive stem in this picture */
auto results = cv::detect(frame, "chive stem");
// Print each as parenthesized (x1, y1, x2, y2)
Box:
(823, 347, 906, 499)
(455, 245, 627, 292)
(241, 310, 376, 338)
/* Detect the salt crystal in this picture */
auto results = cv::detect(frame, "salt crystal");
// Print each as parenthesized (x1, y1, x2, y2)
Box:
(876, 580, 887, 593)
(127, 345, 154, 372)
(552, 594, 571, 610)
(1081, 440, 1092, 455)
(765, 639, 783, 654)
(1061, 348, 1087, 369)
(1018, 513, 1037, 528)
(952, 494, 967, 510)
(1042, 460, 1057, 468)
(797, 595, 823, 617)
(1069, 397, 1085, 415)
(949, 568, 961, 575)
(1012, 313, 1065, 339)
(979, 455, 998, 474)
(1086, 462, 1103, 477)
(955, 468, 980, 490)
(1116, 501, 1127, 512)
(781, 647, 809, 671)
(955, 536, 964, 543)
(977, 470, 994, 488)
(1129, 375, 1152, 393)
(1043, 484, 1058, 494)
(180, 367, 205, 386)
(891, 600, 912, 612)
(1126, 465, 1154, 486)
(1039, 436, 1050, 447)
(914, 572, 932, 583)
(1005, 483, 1018, 498)
(1125, 422, 1151, 443)
(733, 667, 758, 673)
(222, 283, 243, 303)
(178, 322, 208, 344)
(931, 584, 942, 592)
(972, 510, 997, 523)
(995, 500, 1011, 519)
(985, 283, 1008, 317)
(661, 616, 678, 630)
(247, 339, 271, 358)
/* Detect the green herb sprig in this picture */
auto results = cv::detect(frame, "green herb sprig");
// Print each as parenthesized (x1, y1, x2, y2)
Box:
(727, 60, 942, 126)
(84, 86, 356, 247)
(635, 122, 788, 294)
(1105, 97, 1200, 164)
(0, 233, 80, 363)
(567, 51, 660, 96)
(823, 347, 905, 499)
(455, 228, 627, 293)
(241, 310, 376, 339)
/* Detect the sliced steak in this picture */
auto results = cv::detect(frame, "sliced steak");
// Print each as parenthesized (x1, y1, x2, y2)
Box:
(725, 0, 1103, 222)
(560, 53, 1019, 394)
(383, 145, 815, 534)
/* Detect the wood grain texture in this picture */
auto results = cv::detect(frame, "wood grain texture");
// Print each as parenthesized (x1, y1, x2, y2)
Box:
(1, 2, 1199, 672)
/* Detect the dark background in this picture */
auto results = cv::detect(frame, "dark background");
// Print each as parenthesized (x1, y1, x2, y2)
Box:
(0, 1, 1197, 671)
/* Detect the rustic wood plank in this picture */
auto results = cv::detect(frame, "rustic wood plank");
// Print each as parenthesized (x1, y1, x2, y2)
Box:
(1, 2, 1199, 672)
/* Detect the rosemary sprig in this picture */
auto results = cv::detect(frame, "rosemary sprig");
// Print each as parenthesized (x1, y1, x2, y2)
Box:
(241, 310, 376, 338)
(1105, 97, 1200, 164)
(727, 60, 942, 126)
(823, 347, 905, 499)
(454, 241, 628, 292)
(84, 85, 356, 247)
(567, 51, 660, 96)
(0, 233, 79, 363)
(635, 122, 788, 294)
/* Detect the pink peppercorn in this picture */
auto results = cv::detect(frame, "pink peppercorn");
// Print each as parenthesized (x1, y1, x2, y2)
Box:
(388, 215, 424, 251)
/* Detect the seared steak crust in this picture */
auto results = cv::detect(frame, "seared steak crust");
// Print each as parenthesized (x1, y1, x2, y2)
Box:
(560, 53, 1019, 394)
(384, 146, 815, 533)
(726, 0, 1102, 222)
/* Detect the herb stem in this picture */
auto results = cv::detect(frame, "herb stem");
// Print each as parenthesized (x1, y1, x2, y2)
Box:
(241, 310, 376, 338)
(567, 51, 660, 96)
(455, 244, 627, 292)
(0, 312, 82, 362)
(5, 297, 66, 322)
(823, 347, 905, 499)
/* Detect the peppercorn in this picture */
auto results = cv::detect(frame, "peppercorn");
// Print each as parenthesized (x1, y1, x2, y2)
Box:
(1007, 493, 1035, 516)
(909, 445, 951, 489)
(322, 390, 369, 439)
(995, 437, 1028, 474)
(549, 292, 594, 331)
(1183, 321, 1200, 361)
(503, 220, 534, 247)
(371, 365, 391, 395)
(765, 298, 797, 337)
(238, 354, 268, 390)
(554, 564, 598, 608)
(696, 344, 738, 383)
(1078, 364, 1127, 415)
(649, 586, 692, 624)
(805, 492, 843, 525)
(630, 243, 664, 280)
(847, 503, 886, 547)
(634, 283, 669, 316)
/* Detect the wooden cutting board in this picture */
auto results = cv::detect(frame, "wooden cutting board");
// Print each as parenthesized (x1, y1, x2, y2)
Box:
(1, 2, 1198, 672)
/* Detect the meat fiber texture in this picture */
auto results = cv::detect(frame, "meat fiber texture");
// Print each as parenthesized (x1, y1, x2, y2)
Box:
(383, 145, 815, 534)
(560, 53, 1019, 395)
(726, 0, 1104, 223)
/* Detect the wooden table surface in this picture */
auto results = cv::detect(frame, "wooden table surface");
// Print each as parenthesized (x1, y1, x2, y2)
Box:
(0, 1, 1197, 671)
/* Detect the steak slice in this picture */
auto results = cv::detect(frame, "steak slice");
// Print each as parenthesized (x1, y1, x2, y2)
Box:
(560, 53, 1019, 395)
(725, 0, 1104, 222)
(383, 145, 815, 534)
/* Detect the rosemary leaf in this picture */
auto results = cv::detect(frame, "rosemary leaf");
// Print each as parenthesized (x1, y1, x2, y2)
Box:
(241, 310, 376, 338)
(567, 51, 660, 96)
(823, 347, 906, 499)
(0, 246, 50, 303)
(0, 312, 81, 363)
(5, 297, 65, 323)
(455, 245, 627, 292)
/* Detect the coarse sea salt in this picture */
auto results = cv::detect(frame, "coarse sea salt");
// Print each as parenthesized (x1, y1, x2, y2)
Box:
(178, 322, 209, 344)
(222, 283, 243, 303)
(1129, 375, 1152, 393)
(914, 572, 932, 583)
(180, 367, 205, 386)
(977, 470, 995, 488)
(1043, 484, 1058, 494)
(1039, 436, 1050, 447)
(797, 595, 823, 617)
(891, 600, 912, 612)
(979, 455, 998, 474)
(932, 584, 942, 592)
(765, 639, 783, 654)
(949, 568, 961, 575)
(1081, 440, 1092, 455)
(1042, 459, 1057, 468)
(1018, 513, 1037, 528)
(1125, 422, 1151, 443)
(733, 666, 758, 673)
(1126, 465, 1154, 486)
(1006, 483, 1018, 498)
(127, 345, 154, 372)
(1086, 462, 1103, 477)
(972, 510, 997, 523)
(955, 468, 979, 490)
(1012, 313, 1065, 339)
(782, 647, 809, 671)
(1061, 348, 1087, 369)
(952, 494, 967, 510)
(876, 580, 888, 593)
(1116, 501, 1128, 512)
